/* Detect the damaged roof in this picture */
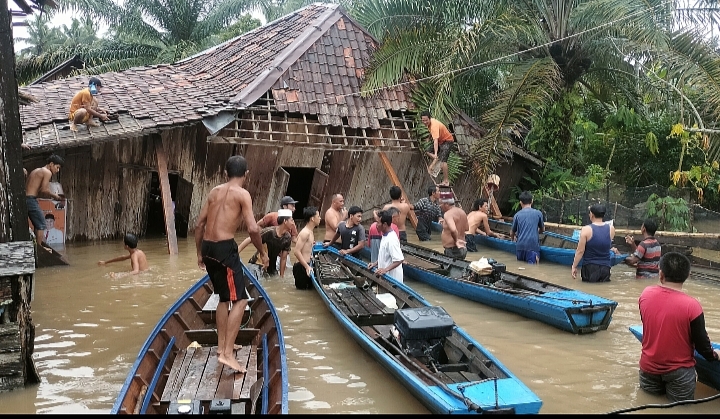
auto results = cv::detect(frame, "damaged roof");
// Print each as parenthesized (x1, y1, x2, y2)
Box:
(19, 2, 412, 151)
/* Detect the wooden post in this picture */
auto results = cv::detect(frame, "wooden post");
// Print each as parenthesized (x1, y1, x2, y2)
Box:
(152, 134, 178, 255)
(376, 151, 418, 228)
(0, 2, 40, 391)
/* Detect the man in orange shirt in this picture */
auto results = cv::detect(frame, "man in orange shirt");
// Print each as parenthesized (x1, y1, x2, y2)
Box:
(421, 111, 454, 186)
(69, 77, 109, 132)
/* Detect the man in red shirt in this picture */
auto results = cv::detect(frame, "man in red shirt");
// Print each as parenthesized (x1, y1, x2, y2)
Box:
(638, 252, 720, 402)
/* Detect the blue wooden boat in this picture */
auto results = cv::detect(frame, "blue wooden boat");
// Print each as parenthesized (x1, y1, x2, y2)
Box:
(311, 244, 542, 414)
(472, 219, 628, 266)
(112, 263, 288, 414)
(389, 242, 618, 334)
(629, 325, 720, 391)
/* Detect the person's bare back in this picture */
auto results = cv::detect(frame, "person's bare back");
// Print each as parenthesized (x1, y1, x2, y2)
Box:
(131, 249, 149, 272)
(202, 183, 252, 242)
(323, 194, 347, 242)
(442, 206, 469, 249)
(383, 200, 412, 232)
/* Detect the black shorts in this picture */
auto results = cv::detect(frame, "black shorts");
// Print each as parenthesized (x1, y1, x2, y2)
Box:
(398, 231, 408, 243)
(201, 239, 249, 302)
(444, 246, 467, 260)
(426, 141, 453, 162)
(293, 262, 313, 290)
(465, 234, 477, 252)
(581, 263, 611, 283)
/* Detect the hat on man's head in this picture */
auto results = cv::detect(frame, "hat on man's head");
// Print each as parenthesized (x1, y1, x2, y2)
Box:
(280, 196, 298, 206)
(278, 209, 293, 218)
(439, 191, 455, 204)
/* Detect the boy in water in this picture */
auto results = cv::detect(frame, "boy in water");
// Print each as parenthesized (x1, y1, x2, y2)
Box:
(98, 233, 149, 277)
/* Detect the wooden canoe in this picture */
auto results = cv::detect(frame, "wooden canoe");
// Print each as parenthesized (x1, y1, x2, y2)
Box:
(112, 263, 288, 414)
(472, 219, 628, 266)
(386, 242, 617, 334)
(629, 325, 720, 391)
(311, 244, 543, 414)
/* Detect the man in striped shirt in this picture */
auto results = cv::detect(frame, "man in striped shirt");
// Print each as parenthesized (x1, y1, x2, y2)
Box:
(623, 219, 661, 279)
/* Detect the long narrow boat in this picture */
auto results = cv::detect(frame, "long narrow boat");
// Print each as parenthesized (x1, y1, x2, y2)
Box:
(311, 244, 543, 414)
(629, 325, 720, 391)
(391, 242, 618, 334)
(689, 255, 720, 283)
(472, 219, 628, 266)
(112, 264, 288, 414)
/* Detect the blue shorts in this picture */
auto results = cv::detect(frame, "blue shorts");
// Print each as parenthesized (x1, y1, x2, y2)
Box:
(27, 196, 46, 230)
(516, 250, 540, 264)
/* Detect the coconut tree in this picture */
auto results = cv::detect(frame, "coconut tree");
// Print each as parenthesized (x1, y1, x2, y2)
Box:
(351, 0, 720, 185)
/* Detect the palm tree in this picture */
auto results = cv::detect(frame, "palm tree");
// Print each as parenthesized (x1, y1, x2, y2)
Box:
(351, 0, 720, 184)
(15, 11, 65, 57)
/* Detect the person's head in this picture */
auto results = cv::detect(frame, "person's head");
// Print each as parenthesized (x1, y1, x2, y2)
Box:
(385, 206, 399, 223)
(124, 233, 138, 249)
(659, 252, 691, 284)
(45, 213, 55, 228)
(472, 198, 488, 212)
(427, 184, 438, 198)
(303, 206, 320, 225)
(420, 111, 432, 127)
(589, 204, 606, 220)
(379, 212, 394, 232)
(331, 193, 345, 210)
(389, 186, 402, 201)
(347, 205, 363, 225)
(46, 154, 64, 174)
(642, 219, 658, 236)
(280, 196, 298, 211)
(277, 209, 293, 226)
(519, 191, 533, 206)
(225, 155, 248, 179)
(88, 76, 103, 94)
(439, 190, 455, 209)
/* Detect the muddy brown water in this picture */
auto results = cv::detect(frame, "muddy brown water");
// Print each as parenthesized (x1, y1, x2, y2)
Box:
(1, 227, 720, 414)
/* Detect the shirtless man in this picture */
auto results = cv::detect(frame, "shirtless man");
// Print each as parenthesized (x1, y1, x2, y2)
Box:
(26, 154, 66, 248)
(375, 186, 413, 242)
(195, 155, 268, 373)
(439, 191, 469, 260)
(98, 233, 149, 278)
(323, 193, 347, 244)
(293, 206, 320, 290)
(466, 198, 504, 252)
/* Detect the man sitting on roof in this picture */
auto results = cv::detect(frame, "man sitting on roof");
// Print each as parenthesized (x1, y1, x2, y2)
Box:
(69, 76, 109, 132)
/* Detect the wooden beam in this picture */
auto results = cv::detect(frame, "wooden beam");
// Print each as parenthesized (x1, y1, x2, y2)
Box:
(152, 134, 178, 255)
(207, 136, 413, 152)
(373, 144, 418, 228)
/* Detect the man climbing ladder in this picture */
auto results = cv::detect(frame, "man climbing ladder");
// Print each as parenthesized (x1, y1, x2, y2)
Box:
(421, 111, 454, 187)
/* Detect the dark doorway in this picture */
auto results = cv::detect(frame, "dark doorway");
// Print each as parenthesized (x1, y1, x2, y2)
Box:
(282, 167, 315, 219)
(146, 172, 180, 237)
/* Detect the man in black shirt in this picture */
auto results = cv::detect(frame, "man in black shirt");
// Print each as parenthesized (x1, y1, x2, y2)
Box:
(324, 205, 366, 256)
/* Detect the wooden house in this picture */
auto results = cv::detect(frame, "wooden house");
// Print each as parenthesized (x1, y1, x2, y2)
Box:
(19, 3, 539, 249)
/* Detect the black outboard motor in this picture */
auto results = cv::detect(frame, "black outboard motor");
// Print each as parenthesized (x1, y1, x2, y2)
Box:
(393, 306, 454, 363)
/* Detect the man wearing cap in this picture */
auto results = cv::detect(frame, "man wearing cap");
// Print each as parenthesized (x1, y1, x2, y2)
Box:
(69, 76, 109, 132)
(439, 191, 469, 260)
(241, 208, 294, 276)
(257, 196, 299, 243)
(324, 205, 365, 256)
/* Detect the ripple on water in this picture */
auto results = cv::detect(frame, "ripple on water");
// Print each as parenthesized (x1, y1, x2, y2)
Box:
(320, 373, 349, 384)
(302, 400, 331, 410)
(288, 388, 314, 402)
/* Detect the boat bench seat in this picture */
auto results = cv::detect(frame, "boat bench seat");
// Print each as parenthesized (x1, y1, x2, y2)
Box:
(198, 293, 253, 324)
(328, 287, 395, 326)
(160, 344, 260, 414)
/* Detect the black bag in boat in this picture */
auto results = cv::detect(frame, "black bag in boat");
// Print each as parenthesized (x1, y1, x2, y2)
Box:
(394, 306, 454, 341)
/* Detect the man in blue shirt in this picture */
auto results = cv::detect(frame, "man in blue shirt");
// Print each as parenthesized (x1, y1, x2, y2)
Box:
(510, 191, 544, 264)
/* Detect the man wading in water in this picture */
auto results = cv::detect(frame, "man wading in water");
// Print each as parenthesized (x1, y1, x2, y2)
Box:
(195, 155, 268, 372)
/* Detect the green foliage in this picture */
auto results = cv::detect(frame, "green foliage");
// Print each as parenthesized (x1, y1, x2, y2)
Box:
(646, 193, 690, 232)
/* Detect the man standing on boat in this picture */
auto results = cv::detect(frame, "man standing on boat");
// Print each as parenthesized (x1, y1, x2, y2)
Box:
(619, 219, 661, 279)
(638, 252, 720, 402)
(324, 206, 365, 256)
(195, 155, 268, 373)
(293, 206, 320, 290)
(368, 212, 404, 283)
(439, 191, 468, 260)
(413, 184, 443, 241)
(510, 191, 544, 264)
(571, 204, 614, 282)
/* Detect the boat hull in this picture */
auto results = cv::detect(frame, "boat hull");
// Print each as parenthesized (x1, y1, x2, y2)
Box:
(312, 244, 542, 414)
(629, 325, 720, 391)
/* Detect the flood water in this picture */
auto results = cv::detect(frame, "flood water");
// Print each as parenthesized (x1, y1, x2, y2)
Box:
(2, 227, 720, 414)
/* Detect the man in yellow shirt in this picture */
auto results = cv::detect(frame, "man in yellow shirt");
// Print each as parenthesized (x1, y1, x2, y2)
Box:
(421, 111, 454, 186)
(69, 77, 109, 131)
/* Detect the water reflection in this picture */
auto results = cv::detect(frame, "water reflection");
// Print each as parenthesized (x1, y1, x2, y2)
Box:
(0, 230, 719, 413)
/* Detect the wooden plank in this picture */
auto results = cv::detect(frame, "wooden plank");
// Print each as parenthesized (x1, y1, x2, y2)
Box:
(337, 288, 373, 316)
(176, 346, 211, 400)
(0, 242, 35, 276)
(162, 347, 195, 402)
(374, 147, 418, 228)
(193, 346, 223, 401)
(152, 134, 178, 255)
(185, 329, 260, 346)
(215, 345, 251, 400)
(237, 345, 258, 400)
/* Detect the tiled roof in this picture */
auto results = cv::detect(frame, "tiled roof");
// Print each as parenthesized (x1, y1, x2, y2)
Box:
(18, 3, 412, 151)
